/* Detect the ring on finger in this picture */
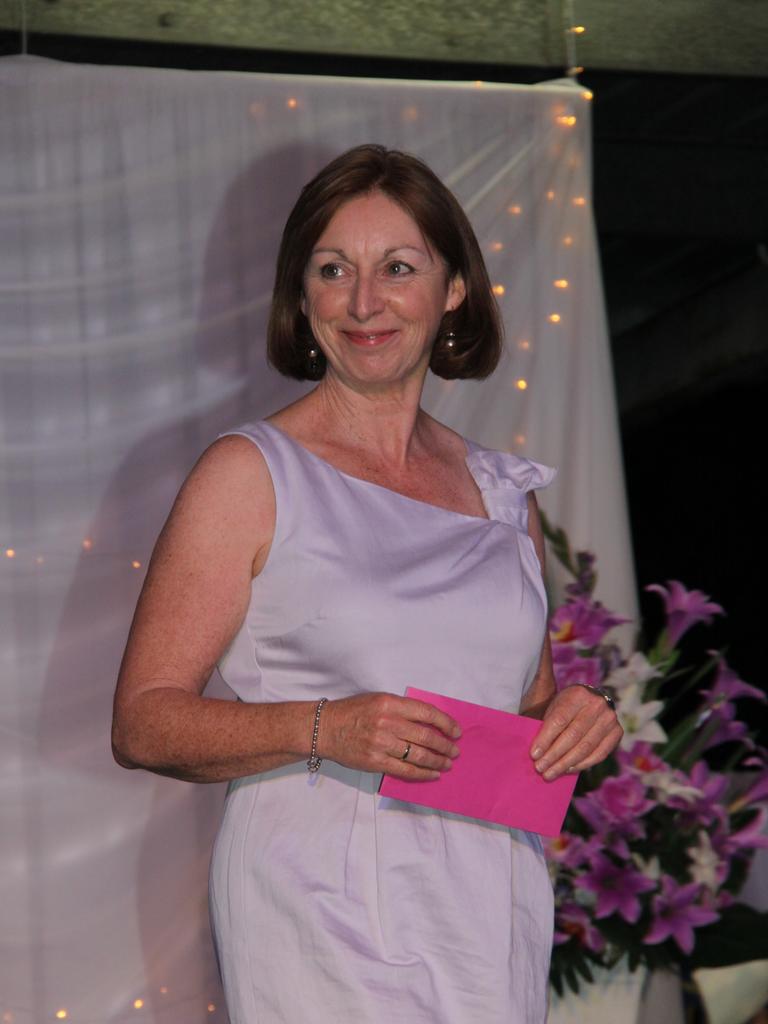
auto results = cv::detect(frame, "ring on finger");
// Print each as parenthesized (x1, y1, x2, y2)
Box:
(401, 743, 411, 761)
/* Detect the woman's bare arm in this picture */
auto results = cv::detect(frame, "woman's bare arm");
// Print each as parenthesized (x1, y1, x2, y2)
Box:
(111, 435, 460, 784)
(520, 492, 623, 779)
(519, 491, 557, 717)
(111, 435, 318, 782)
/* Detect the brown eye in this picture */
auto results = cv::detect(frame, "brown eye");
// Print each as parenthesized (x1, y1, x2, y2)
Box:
(320, 263, 344, 279)
(386, 261, 414, 276)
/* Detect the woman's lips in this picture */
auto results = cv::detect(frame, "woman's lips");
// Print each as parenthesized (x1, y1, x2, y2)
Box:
(342, 330, 397, 347)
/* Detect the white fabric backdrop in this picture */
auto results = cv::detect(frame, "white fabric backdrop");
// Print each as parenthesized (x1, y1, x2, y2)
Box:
(0, 55, 636, 1024)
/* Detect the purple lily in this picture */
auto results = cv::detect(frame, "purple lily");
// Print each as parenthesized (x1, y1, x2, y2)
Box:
(617, 742, 666, 777)
(546, 832, 600, 870)
(668, 761, 728, 828)
(550, 595, 628, 648)
(701, 702, 752, 753)
(551, 644, 603, 691)
(575, 773, 655, 835)
(563, 551, 598, 600)
(646, 581, 724, 648)
(701, 654, 766, 712)
(554, 901, 606, 952)
(577, 853, 656, 923)
(644, 876, 720, 953)
(717, 807, 768, 855)
(736, 771, 768, 807)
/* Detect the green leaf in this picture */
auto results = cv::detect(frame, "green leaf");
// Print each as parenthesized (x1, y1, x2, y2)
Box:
(539, 510, 580, 578)
(564, 965, 581, 995)
(660, 709, 703, 764)
(577, 959, 595, 984)
(656, 650, 720, 708)
(690, 904, 768, 968)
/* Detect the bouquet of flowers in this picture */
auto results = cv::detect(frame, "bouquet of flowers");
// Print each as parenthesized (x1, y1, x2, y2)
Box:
(541, 516, 768, 996)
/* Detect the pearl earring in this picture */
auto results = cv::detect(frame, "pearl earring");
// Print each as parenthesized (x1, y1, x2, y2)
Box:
(444, 331, 456, 350)
(307, 345, 320, 375)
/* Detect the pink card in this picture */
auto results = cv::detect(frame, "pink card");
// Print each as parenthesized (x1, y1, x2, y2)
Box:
(379, 688, 578, 836)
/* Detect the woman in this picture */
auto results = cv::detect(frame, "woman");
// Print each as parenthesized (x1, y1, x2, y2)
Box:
(112, 144, 622, 1022)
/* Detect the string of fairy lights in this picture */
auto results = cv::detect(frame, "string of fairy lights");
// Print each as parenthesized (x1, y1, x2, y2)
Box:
(3, 7, 596, 1022)
(0, 989, 222, 1024)
(563, 0, 587, 77)
(478, 2, 592, 451)
(3, 541, 142, 571)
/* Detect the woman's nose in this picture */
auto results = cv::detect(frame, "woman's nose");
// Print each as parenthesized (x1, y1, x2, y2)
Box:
(347, 272, 384, 321)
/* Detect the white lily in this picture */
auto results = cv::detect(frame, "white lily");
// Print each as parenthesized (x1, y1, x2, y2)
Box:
(645, 770, 702, 804)
(604, 651, 661, 694)
(632, 852, 662, 881)
(616, 681, 668, 750)
(688, 830, 723, 890)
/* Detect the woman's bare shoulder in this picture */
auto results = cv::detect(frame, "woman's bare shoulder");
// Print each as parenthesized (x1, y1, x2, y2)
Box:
(159, 433, 276, 576)
(192, 431, 273, 493)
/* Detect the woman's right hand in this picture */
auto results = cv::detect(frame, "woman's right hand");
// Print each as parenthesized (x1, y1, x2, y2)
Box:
(318, 693, 462, 780)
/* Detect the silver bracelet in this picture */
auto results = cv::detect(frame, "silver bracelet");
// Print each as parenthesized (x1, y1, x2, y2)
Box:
(582, 684, 616, 711)
(307, 697, 328, 773)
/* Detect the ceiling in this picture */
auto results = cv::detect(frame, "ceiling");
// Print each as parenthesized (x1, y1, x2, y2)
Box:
(1, 0, 768, 77)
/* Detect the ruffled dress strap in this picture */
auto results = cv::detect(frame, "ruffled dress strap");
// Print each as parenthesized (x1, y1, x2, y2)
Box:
(465, 441, 556, 531)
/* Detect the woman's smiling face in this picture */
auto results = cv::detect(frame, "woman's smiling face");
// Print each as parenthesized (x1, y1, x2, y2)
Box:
(301, 190, 465, 392)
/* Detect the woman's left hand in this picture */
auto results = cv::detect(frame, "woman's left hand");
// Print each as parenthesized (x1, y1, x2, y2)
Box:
(529, 685, 623, 781)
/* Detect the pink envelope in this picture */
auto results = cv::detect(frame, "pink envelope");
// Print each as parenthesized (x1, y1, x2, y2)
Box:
(379, 688, 578, 836)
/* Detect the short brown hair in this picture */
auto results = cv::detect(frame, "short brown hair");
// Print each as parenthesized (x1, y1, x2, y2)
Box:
(267, 144, 503, 381)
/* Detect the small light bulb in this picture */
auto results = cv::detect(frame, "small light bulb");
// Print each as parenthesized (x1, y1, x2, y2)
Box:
(401, 105, 419, 122)
(5, 549, 15, 559)
(518, 339, 531, 351)
(571, 25, 586, 34)
(546, 190, 555, 201)
(55, 1013, 68, 1021)
(549, 313, 562, 323)
(473, 80, 484, 88)
(160, 987, 168, 995)
(572, 196, 587, 207)
(286, 97, 298, 109)
(134, 999, 144, 1009)
(132, 560, 142, 569)
(492, 284, 505, 296)
(568, 65, 585, 75)
(207, 1005, 216, 1013)
(515, 434, 526, 446)
(555, 115, 577, 126)
(82, 538, 93, 550)
(515, 379, 528, 391)
(490, 241, 504, 252)
(507, 204, 522, 215)
(562, 235, 574, 246)
(582, 89, 594, 101)
(554, 279, 569, 289)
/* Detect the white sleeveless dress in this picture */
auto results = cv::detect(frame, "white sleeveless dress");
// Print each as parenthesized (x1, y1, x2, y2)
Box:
(209, 420, 556, 1023)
